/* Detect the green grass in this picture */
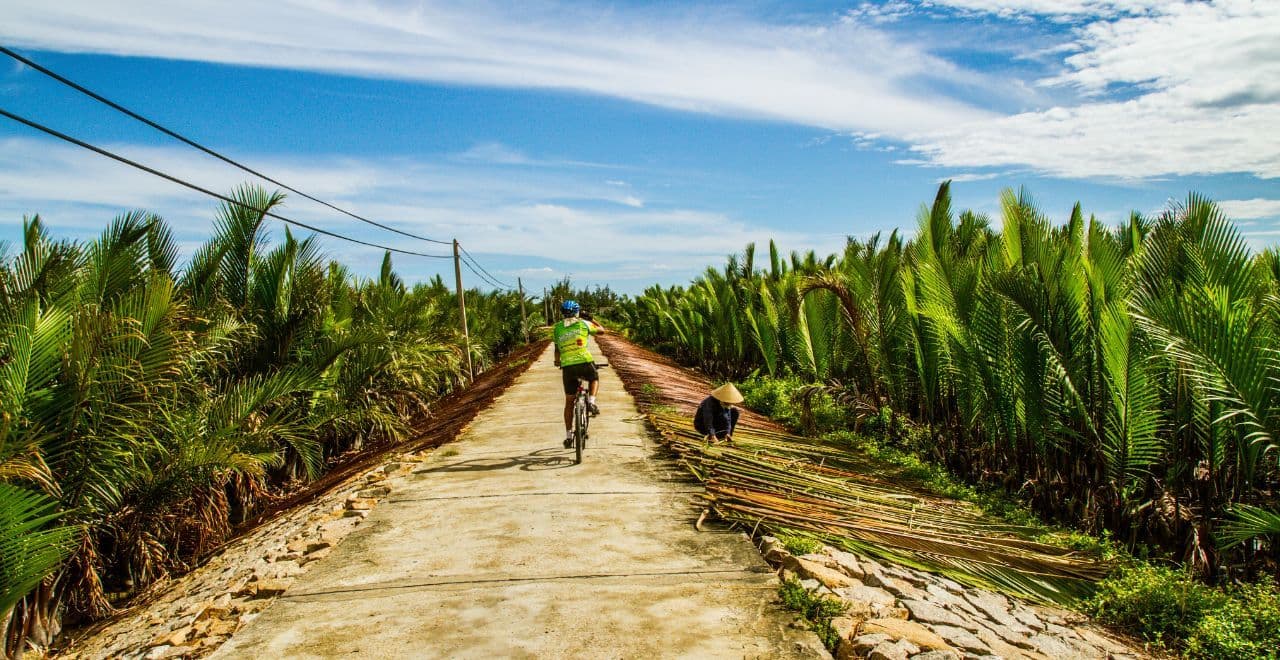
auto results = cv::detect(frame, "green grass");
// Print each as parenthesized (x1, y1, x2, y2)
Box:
(778, 577, 848, 650)
(649, 403, 678, 416)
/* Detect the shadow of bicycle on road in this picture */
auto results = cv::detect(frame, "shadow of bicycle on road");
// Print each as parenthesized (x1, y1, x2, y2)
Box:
(415, 447, 576, 474)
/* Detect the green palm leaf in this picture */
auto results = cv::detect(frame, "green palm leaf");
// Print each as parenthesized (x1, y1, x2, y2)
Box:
(1219, 505, 1280, 549)
(0, 484, 77, 615)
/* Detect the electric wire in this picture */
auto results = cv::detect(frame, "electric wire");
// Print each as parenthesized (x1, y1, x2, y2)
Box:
(458, 256, 506, 291)
(461, 256, 509, 290)
(0, 107, 453, 259)
(458, 244, 515, 289)
(459, 253, 513, 291)
(0, 44, 451, 246)
(464, 254, 515, 291)
(455, 246, 511, 290)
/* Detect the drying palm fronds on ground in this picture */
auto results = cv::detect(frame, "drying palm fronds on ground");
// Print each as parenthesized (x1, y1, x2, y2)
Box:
(599, 334, 1109, 606)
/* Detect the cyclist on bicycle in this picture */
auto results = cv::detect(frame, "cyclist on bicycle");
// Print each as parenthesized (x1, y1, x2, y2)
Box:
(553, 300, 605, 448)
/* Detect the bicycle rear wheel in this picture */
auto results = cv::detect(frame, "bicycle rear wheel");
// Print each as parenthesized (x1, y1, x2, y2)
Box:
(574, 396, 588, 464)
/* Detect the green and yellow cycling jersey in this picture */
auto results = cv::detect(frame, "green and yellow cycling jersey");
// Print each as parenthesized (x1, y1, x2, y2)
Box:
(553, 318, 600, 367)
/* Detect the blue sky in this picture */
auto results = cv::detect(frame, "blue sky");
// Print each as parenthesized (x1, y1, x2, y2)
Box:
(1, 0, 1277, 293)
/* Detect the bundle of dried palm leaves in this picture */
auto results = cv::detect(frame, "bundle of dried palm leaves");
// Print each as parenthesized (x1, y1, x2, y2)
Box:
(599, 334, 1109, 606)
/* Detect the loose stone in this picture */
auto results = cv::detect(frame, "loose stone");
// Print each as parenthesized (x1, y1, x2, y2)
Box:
(928, 625, 990, 655)
(787, 556, 858, 589)
(847, 632, 892, 656)
(898, 599, 978, 632)
(823, 547, 868, 580)
(858, 618, 954, 652)
(868, 641, 911, 660)
(834, 584, 896, 608)
(911, 651, 961, 660)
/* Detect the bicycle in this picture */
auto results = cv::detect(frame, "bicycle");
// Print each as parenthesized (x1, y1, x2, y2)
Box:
(570, 362, 608, 464)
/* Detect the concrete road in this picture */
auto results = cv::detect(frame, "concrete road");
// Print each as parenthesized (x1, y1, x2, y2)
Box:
(214, 341, 825, 659)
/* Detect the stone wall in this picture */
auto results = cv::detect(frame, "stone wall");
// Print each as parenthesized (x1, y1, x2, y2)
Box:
(59, 456, 423, 660)
(760, 536, 1144, 660)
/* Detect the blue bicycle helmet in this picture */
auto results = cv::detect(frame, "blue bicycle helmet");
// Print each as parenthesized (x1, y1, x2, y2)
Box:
(560, 299, 580, 317)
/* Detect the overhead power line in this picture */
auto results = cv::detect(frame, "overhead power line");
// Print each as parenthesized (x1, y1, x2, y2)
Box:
(461, 254, 512, 291)
(0, 107, 452, 259)
(458, 244, 515, 289)
(459, 254, 511, 291)
(0, 44, 451, 246)
(459, 256, 500, 290)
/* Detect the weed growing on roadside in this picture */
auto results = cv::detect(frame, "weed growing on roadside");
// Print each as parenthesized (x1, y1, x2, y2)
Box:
(778, 577, 847, 650)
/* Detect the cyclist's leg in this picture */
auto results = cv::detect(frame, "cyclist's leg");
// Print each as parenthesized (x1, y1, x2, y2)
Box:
(563, 395, 576, 430)
(584, 363, 601, 416)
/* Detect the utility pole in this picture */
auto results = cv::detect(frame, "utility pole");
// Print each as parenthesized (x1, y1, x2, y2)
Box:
(452, 239, 473, 379)
(518, 277, 528, 341)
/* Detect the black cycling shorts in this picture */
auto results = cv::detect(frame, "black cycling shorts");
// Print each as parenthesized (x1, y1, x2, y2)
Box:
(561, 362, 598, 395)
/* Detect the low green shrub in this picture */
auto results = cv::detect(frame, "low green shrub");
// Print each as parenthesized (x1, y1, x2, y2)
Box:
(740, 377, 804, 427)
(738, 377, 852, 434)
(777, 533, 823, 556)
(1087, 564, 1280, 658)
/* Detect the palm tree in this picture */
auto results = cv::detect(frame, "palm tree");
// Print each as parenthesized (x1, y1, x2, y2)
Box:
(1, 185, 532, 655)
(619, 184, 1280, 576)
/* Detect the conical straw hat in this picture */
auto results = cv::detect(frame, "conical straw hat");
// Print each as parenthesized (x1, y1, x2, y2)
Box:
(710, 383, 744, 404)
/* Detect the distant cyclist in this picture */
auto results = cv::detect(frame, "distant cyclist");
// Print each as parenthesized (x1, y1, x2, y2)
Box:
(553, 300, 605, 448)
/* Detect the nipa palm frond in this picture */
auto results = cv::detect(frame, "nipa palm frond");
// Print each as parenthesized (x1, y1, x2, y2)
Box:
(0, 483, 78, 614)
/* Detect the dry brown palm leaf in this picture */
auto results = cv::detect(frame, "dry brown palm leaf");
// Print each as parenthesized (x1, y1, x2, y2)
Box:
(599, 334, 1110, 605)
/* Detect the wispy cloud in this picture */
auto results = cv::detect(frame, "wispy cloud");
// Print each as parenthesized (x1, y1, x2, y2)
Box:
(844, 1, 917, 24)
(911, 1, 1280, 180)
(0, 136, 824, 288)
(455, 142, 533, 166)
(453, 142, 621, 170)
(936, 172, 1003, 183)
(0, 0, 989, 136)
(925, 0, 1168, 18)
(1219, 198, 1280, 220)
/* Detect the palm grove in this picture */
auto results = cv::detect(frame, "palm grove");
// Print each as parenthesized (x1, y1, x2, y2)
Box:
(616, 183, 1280, 578)
(0, 186, 530, 652)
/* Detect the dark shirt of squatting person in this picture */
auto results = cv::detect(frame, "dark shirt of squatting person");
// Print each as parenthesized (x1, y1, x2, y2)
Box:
(694, 395, 740, 439)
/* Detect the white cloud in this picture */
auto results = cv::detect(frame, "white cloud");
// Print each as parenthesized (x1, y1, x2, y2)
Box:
(0, 136, 824, 289)
(455, 143, 532, 166)
(844, 1, 916, 24)
(936, 172, 1002, 183)
(0, 0, 989, 136)
(1219, 198, 1280, 220)
(911, 0, 1280, 180)
(4, 0, 1274, 194)
(926, 0, 1167, 17)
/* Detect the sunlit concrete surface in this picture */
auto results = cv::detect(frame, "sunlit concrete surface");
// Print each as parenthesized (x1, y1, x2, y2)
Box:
(213, 340, 825, 659)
